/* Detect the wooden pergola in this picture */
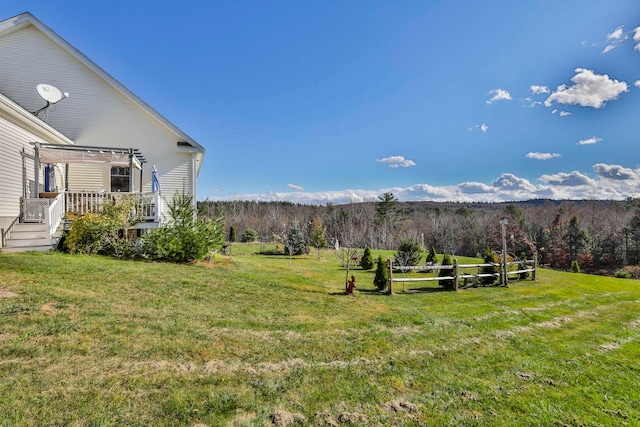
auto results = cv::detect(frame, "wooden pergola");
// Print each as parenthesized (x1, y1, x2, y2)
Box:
(32, 142, 147, 196)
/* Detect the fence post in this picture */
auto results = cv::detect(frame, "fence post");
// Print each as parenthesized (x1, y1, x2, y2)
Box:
(532, 254, 537, 281)
(386, 259, 394, 295)
(453, 258, 459, 291)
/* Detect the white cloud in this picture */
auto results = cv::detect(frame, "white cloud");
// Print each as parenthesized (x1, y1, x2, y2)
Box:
(539, 171, 595, 187)
(376, 155, 417, 168)
(287, 183, 304, 191)
(468, 123, 489, 132)
(602, 26, 629, 54)
(593, 163, 637, 180)
(209, 165, 640, 204)
(551, 109, 571, 116)
(398, 184, 453, 200)
(458, 182, 497, 194)
(492, 173, 537, 192)
(544, 68, 628, 109)
(486, 89, 512, 104)
(526, 152, 561, 160)
(634, 26, 640, 51)
(577, 136, 602, 145)
(607, 26, 625, 40)
(635, 80, 640, 88)
(531, 85, 549, 94)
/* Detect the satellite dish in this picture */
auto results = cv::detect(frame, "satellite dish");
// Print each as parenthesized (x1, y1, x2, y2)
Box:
(36, 83, 69, 104)
(33, 83, 69, 120)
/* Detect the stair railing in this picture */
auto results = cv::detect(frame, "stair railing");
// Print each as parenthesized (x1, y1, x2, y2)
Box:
(1, 216, 20, 248)
(44, 193, 65, 244)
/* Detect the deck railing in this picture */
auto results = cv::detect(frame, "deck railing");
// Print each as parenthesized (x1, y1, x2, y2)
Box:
(64, 191, 162, 222)
(22, 191, 163, 227)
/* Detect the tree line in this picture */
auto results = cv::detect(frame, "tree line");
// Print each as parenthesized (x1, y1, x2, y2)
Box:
(199, 194, 640, 272)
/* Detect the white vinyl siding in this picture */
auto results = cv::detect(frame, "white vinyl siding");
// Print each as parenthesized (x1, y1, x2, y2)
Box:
(67, 164, 109, 192)
(0, 23, 202, 201)
(0, 116, 42, 218)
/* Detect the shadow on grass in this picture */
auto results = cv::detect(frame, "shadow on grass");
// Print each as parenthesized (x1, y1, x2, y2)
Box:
(357, 288, 388, 295)
(329, 287, 449, 296)
(396, 286, 449, 293)
(328, 289, 388, 296)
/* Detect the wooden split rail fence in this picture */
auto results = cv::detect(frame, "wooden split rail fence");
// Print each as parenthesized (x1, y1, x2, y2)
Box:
(385, 257, 537, 295)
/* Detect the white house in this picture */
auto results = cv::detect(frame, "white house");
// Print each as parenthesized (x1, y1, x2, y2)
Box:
(0, 12, 205, 251)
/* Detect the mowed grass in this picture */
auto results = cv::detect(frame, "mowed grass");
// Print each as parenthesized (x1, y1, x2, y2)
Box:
(0, 245, 639, 426)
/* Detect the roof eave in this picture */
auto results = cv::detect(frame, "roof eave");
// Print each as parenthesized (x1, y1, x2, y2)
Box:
(0, 12, 206, 156)
(0, 92, 75, 146)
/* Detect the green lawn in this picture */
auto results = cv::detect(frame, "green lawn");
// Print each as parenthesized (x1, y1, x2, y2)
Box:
(0, 245, 638, 426)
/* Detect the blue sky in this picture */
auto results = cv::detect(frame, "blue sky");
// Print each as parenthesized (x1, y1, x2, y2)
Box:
(3, 1, 640, 203)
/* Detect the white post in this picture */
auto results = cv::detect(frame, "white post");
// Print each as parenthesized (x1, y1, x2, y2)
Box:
(500, 218, 508, 286)
(129, 149, 135, 193)
(34, 143, 40, 198)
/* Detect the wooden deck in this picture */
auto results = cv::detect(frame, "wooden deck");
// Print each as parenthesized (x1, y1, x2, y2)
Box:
(22, 191, 164, 225)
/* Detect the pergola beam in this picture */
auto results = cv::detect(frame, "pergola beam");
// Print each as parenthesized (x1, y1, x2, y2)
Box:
(31, 142, 147, 196)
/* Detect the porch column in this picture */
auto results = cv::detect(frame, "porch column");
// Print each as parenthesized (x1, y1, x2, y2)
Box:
(21, 148, 27, 199)
(34, 142, 40, 198)
(191, 153, 197, 213)
(129, 149, 135, 193)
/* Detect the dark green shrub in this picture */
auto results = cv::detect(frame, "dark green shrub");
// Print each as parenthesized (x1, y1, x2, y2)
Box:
(480, 247, 498, 285)
(426, 247, 437, 264)
(439, 252, 454, 290)
(360, 247, 375, 270)
(228, 226, 236, 242)
(571, 260, 580, 273)
(241, 228, 257, 242)
(615, 269, 632, 279)
(373, 255, 388, 291)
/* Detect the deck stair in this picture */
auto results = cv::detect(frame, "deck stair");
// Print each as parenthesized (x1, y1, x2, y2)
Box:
(1, 223, 58, 253)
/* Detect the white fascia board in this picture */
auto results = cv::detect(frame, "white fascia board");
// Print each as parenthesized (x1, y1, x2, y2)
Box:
(0, 13, 206, 155)
(177, 146, 204, 175)
(177, 146, 202, 154)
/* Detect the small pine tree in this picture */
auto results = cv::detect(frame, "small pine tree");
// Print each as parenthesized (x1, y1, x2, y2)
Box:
(426, 246, 437, 264)
(360, 247, 375, 270)
(309, 218, 327, 259)
(481, 247, 498, 285)
(373, 255, 388, 291)
(228, 225, 236, 243)
(284, 222, 307, 256)
(394, 238, 422, 267)
(439, 252, 454, 290)
(571, 260, 580, 273)
(518, 251, 529, 280)
(241, 228, 257, 242)
(143, 192, 224, 262)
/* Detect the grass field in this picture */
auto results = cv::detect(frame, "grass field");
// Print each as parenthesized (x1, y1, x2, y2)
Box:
(0, 244, 639, 426)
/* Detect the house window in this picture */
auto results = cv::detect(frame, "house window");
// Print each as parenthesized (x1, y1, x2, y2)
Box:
(111, 166, 130, 192)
